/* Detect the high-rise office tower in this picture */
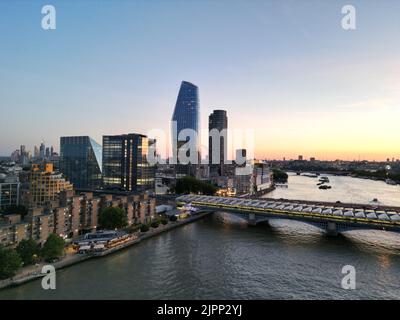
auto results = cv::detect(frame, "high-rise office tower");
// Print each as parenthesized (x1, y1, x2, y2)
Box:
(33, 146, 39, 159)
(10, 150, 20, 163)
(39, 142, 45, 159)
(60, 136, 103, 190)
(19, 145, 30, 165)
(209, 109, 228, 176)
(171, 81, 200, 177)
(102, 133, 155, 193)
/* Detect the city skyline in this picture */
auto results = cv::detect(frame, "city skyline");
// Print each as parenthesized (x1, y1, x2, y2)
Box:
(1, 0, 400, 161)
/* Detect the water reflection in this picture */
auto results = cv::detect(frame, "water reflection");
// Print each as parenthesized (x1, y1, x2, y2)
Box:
(377, 254, 392, 270)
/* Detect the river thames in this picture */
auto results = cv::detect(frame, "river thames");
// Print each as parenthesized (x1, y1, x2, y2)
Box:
(266, 172, 400, 206)
(0, 175, 399, 300)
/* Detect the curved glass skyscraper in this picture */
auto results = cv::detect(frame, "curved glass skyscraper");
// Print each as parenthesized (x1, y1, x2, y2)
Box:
(171, 81, 200, 176)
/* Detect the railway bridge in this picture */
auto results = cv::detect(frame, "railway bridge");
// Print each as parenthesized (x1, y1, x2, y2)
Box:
(176, 195, 400, 236)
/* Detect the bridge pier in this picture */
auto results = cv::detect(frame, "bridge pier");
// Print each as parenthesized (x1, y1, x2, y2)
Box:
(326, 222, 338, 237)
(248, 213, 257, 226)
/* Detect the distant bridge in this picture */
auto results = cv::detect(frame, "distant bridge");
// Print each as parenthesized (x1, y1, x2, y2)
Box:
(176, 195, 400, 236)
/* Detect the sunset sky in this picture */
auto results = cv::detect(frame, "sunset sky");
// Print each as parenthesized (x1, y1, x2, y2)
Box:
(1, 0, 400, 161)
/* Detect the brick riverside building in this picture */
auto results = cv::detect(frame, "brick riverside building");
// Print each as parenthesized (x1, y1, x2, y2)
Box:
(0, 190, 155, 246)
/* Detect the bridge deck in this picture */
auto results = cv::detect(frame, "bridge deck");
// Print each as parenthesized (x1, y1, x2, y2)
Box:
(176, 195, 400, 230)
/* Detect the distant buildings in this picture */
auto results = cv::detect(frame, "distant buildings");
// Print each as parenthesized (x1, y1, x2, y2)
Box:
(34, 146, 39, 159)
(102, 133, 156, 193)
(10, 150, 20, 163)
(298, 155, 303, 161)
(212, 148, 273, 197)
(209, 109, 228, 176)
(31, 141, 56, 161)
(9, 146, 31, 166)
(171, 81, 200, 177)
(60, 136, 103, 190)
(20, 145, 30, 166)
(39, 142, 46, 159)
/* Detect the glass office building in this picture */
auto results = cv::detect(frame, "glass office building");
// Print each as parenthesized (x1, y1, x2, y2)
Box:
(60, 136, 103, 190)
(102, 133, 155, 193)
(0, 183, 20, 210)
(171, 81, 200, 176)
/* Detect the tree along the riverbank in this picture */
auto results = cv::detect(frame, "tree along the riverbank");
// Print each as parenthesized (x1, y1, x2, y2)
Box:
(0, 234, 66, 280)
(0, 246, 22, 280)
(151, 221, 159, 228)
(272, 169, 289, 183)
(98, 207, 128, 230)
(16, 239, 40, 266)
(140, 224, 150, 232)
(351, 169, 400, 182)
(41, 234, 65, 262)
(172, 176, 218, 195)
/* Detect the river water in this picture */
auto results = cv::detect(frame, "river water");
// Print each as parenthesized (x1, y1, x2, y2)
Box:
(0, 175, 399, 300)
(266, 172, 400, 206)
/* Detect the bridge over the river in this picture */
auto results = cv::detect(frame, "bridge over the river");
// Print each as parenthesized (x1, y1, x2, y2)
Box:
(176, 195, 400, 236)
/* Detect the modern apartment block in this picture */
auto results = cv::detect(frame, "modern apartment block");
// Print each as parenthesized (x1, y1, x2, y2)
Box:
(102, 133, 156, 193)
(60, 136, 103, 190)
(0, 214, 29, 246)
(0, 190, 156, 246)
(27, 163, 73, 208)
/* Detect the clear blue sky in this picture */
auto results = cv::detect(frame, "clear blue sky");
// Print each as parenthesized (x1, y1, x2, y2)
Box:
(1, 0, 400, 160)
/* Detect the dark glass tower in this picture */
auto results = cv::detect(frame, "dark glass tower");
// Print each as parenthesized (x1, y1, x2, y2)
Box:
(171, 81, 200, 177)
(102, 133, 155, 193)
(60, 136, 102, 189)
(209, 109, 228, 176)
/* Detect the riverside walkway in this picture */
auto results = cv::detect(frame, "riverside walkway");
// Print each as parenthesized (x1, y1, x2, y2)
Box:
(0, 211, 212, 290)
